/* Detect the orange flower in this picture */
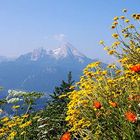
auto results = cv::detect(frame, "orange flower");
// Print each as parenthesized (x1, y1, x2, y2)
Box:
(109, 101, 117, 107)
(60, 132, 71, 140)
(125, 111, 137, 123)
(93, 101, 102, 109)
(130, 64, 140, 72)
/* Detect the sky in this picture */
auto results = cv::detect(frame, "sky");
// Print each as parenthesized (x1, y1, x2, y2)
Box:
(0, 0, 140, 63)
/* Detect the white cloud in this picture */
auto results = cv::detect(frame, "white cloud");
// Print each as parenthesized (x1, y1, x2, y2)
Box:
(53, 34, 67, 42)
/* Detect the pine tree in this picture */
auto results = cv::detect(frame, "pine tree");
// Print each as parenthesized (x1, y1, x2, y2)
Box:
(37, 72, 74, 140)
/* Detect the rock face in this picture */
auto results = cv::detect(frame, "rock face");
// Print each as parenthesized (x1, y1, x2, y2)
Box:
(0, 42, 99, 96)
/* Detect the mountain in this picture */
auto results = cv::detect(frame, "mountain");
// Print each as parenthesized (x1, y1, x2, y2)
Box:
(17, 42, 91, 64)
(0, 56, 16, 64)
(0, 42, 101, 97)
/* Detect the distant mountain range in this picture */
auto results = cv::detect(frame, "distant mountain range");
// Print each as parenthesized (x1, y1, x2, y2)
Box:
(0, 56, 15, 62)
(0, 42, 104, 97)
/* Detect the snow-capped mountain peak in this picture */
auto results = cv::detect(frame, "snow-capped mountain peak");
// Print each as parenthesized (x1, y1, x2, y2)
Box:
(51, 42, 85, 60)
(18, 42, 90, 64)
(31, 48, 47, 61)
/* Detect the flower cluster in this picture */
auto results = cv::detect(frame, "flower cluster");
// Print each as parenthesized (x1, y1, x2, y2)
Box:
(0, 114, 33, 139)
(66, 10, 140, 139)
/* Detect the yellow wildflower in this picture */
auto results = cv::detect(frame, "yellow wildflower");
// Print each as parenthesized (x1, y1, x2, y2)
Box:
(123, 34, 129, 38)
(107, 64, 116, 68)
(19, 120, 32, 129)
(113, 21, 118, 25)
(113, 16, 119, 21)
(113, 41, 120, 46)
(0, 132, 5, 137)
(136, 14, 140, 20)
(99, 40, 104, 45)
(22, 114, 29, 118)
(7, 131, 17, 140)
(1, 117, 9, 122)
(115, 70, 122, 75)
(108, 50, 116, 55)
(125, 19, 130, 23)
(0, 128, 4, 133)
(128, 24, 134, 29)
(112, 33, 119, 39)
(120, 16, 125, 19)
(104, 46, 109, 51)
(69, 85, 75, 90)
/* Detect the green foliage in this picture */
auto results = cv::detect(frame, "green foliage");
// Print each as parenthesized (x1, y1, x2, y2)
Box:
(6, 90, 43, 115)
(0, 72, 74, 140)
(37, 71, 75, 139)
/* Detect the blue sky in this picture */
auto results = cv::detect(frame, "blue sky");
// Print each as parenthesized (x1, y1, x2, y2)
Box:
(0, 0, 140, 63)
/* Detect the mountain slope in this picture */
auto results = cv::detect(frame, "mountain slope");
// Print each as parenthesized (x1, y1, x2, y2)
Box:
(0, 43, 103, 97)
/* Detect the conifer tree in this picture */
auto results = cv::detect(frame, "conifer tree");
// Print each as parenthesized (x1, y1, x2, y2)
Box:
(37, 72, 74, 140)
